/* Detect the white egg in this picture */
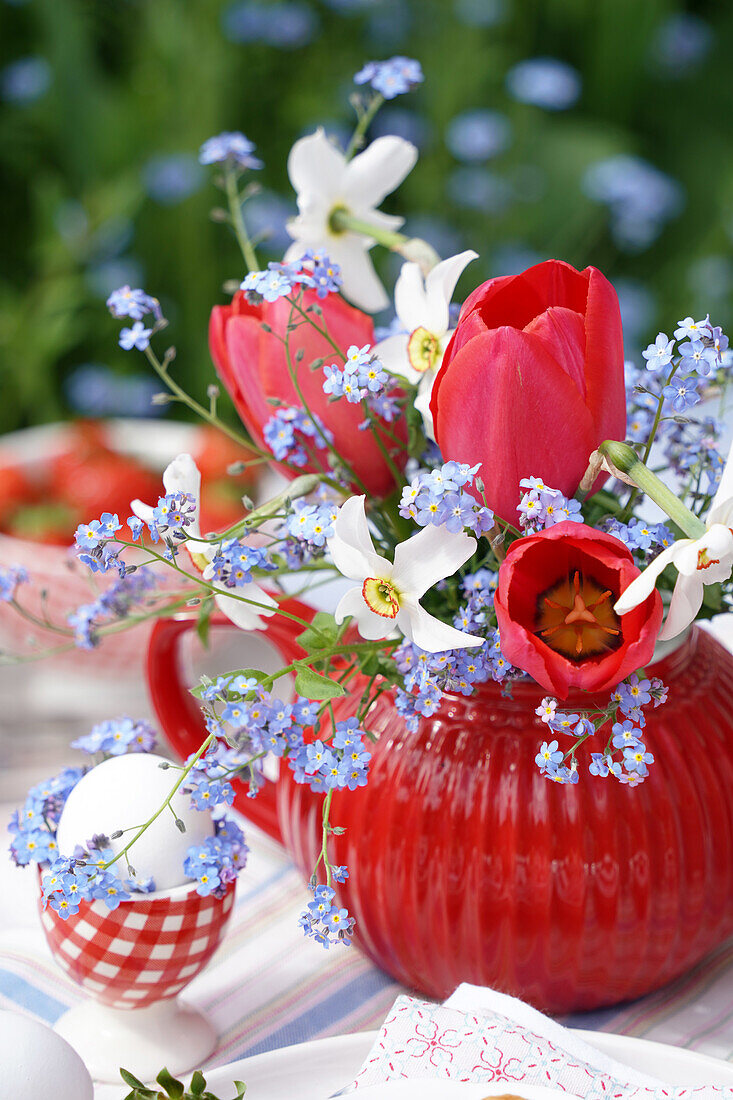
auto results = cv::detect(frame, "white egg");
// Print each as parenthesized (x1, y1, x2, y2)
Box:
(0, 1010, 94, 1099)
(57, 753, 214, 892)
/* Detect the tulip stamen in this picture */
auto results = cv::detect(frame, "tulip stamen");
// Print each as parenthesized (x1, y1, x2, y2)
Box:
(536, 570, 622, 661)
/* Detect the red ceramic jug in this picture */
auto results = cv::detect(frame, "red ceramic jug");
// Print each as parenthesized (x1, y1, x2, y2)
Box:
(147, 608, 733, 1013)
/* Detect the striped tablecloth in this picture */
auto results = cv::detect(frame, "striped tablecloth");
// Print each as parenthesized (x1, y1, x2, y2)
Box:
(1, 815, 732, 1070)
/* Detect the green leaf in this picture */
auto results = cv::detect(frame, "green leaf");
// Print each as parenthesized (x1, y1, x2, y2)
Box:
(191, 667, 269, 700)
(121, 1070, 148, 1088)
(233, 1083, 247, 1098)
(293, 663, 346, 700)
(189, 1070, 207, 1095)
(156, 1067, 185, 1098)
(296, 611, 340, 653)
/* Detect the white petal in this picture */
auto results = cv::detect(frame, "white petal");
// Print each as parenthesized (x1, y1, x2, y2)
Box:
(614, 544, 679, 615)
(328, 237, 390, 313)
(161, 453, 203, 539)
(673, 525, 733, 584)
(360, 208, 405, 234)
(130, 499, 155, 524)
(328, 495, 392, 581)
(287, 129, 345, 207)
(375, 333, 419, 383)
(214, 584, 277, 631)
(658, 575, 704, 641)
(423, 250, 478, 336)
(394, 262, 429, 332)
(391, 525, 476, 598)
(343, 136, 418, 210)
(334, 586, 394, 640)
(414, 373, 437, 441)
(397, 596, 482, 652)
(708, 436, 733, 525)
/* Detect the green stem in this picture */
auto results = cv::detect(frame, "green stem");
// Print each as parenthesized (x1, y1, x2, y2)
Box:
(599, 441, 706, 538)
(345, 93, 384, 160)
(224, 166, 259, 273)
(330, 207, 407, 250)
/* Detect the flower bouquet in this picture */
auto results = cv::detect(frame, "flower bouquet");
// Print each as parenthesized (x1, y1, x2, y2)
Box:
(5, 57, 733, 1009)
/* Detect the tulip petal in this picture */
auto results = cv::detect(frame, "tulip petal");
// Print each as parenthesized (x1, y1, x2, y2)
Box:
(397, 596, 482, 652)
(523, 307, 587, 397)
(395, 262, 430, 332)
(329, 495, 392, 581)
(335, 585, 393, 640)
(391, 524, 476, 598)
(343, 136, 418, 209)
(580, 265, 627, 444)
(658, 575, 704, 641)
(614, 545, 678, 614)
(287, 129, 345, 205)
(424, 251, 478, 336)
(431, 325, 597, 523)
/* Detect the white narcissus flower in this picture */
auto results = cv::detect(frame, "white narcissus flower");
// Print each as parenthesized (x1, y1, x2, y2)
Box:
(131, 453, 276, 631)
(375, 251, 478, 437)
(615, 439, 733, 640)
(284, 128, 417, 313)
(327, 495, 482, 652)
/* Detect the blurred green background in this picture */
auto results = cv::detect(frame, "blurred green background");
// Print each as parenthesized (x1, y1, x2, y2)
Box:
(2, 0, 732, 434)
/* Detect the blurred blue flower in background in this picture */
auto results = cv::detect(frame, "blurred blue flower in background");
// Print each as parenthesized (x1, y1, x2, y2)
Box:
(649, 14, 713, 77)
(142, 154, 205, 205)
(582, 155, 684, 251)
(244, 191, 295, 254)
(222, 1, 318, 49)
(371, 107, 430, 149)
(445, 109, 511, 162)
(86, 258, 146, 301)
(64, 365, 163, 419)
(454, 0, 507, 27)
(506, 58, 581, 110)
(447, 168, 513, 214)
(1, 56, 51, 104)
(613, 278, 656, 352)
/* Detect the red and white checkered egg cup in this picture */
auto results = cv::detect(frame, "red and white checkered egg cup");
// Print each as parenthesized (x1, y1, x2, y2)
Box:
(39, 879, 236, 1083)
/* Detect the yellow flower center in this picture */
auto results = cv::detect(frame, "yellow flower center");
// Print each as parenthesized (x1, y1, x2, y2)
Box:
(407, 327, 440, 373)
(362, 576, 400, 618)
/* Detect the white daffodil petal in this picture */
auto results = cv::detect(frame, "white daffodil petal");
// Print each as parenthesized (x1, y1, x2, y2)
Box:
(423, 250, 478, 336)
(414, 375, 437, 442)
(614, 545, 679, 615)
(394, 261, 430, 333)
(214, 584, 277, 631)
(398, 596, 482, 652)
(328, 496, 392, 580)
(161, 453, 203, 539)
(361, 207, 405, 234)
(287, 129, 345, 207)
(658, 575, 704, 641)
(335, 586, 394, 640)
(708, 437, 733, 526)
(392, 525, 477, 598)
(330, 238, 390, 313)
(344, 136, 418, 209)
(375, 332, 419, 383)
(130, 499, 155, 524)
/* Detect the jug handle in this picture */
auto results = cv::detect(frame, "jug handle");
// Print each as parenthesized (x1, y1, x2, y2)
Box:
(146, 598, 314, 845)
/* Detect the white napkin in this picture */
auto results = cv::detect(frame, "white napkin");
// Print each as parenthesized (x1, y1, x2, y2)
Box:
(348, 984, 732, 1097)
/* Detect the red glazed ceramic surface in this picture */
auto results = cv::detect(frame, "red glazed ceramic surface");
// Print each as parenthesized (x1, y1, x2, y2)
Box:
(39, 881, 235, 1008)
(147, 608, 733, 1013)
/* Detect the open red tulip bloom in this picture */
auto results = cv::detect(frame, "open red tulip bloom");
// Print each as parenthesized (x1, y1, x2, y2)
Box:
(430, 259, 627, 524)
(210, 290, 407, 498)
(494, 522, 663, 698)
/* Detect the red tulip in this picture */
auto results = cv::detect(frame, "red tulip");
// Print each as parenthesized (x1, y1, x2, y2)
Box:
(429, 259, 626, 524)
(209, 290, 406, 498)
(494, 522, 663, 698)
